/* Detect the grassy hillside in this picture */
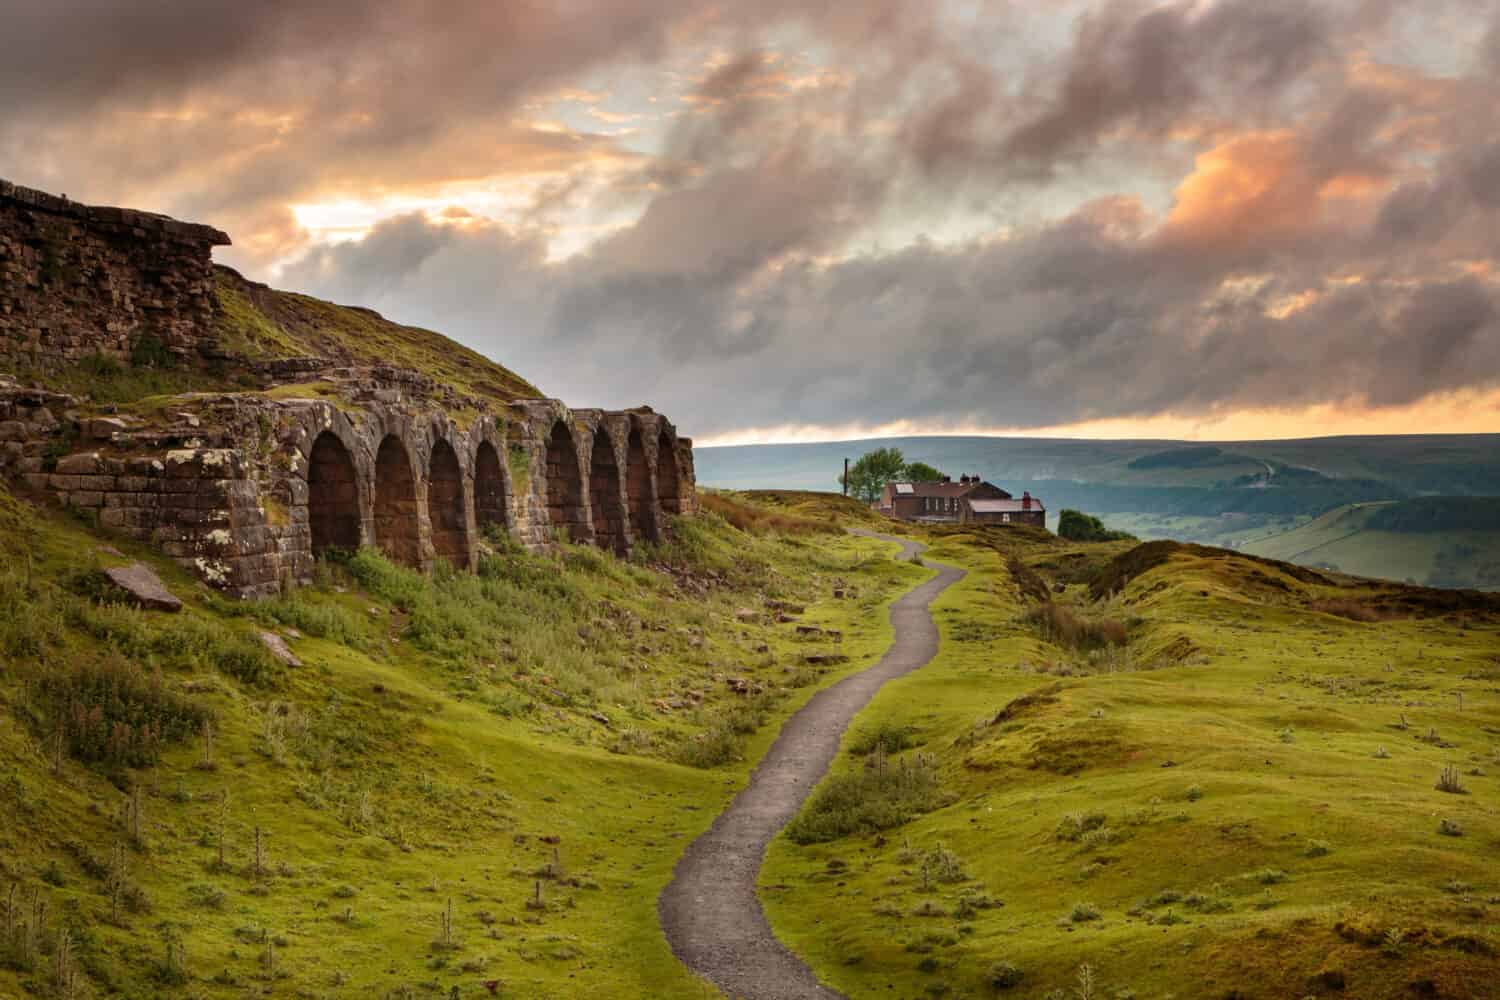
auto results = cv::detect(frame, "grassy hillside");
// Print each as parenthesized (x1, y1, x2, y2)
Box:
(5, 267, 541, 409)
(7, 482, 1500, 999)
(214, 268, 541, 404)
(0, 486, 924, 998)
(1243, 502, 1500, 591)
(762, 519, 1500, 999)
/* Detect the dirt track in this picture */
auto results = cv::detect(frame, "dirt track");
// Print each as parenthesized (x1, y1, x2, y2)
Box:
(658, 530, 965, 999)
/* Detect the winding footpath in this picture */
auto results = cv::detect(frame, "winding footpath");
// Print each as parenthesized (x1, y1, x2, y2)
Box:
(659, 530, 965, 999)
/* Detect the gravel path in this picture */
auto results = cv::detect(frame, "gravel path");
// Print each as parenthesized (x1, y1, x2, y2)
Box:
(659, 530, 965, 999)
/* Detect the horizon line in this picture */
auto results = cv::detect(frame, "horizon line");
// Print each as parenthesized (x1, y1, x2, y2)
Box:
(694, 428, 1500, 449)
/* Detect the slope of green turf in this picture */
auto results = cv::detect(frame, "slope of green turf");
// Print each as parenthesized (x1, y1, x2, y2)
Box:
(0, 486, 923, 999)
(763, 523, 1500, 999)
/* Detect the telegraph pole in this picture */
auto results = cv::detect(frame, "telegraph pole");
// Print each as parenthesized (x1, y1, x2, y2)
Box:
(842, 457, 849, 496)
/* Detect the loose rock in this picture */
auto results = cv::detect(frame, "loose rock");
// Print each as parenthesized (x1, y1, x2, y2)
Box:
(258, 631, 302, 668)
(102, 562, 183, 612)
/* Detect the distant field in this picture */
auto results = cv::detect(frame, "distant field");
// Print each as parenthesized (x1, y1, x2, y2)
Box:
(694, 434, 1500, 496)
(696, 436, 1500, 588)
(1242, 502, 1500, 590)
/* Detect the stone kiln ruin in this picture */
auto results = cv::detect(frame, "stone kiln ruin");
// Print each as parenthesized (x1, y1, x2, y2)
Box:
(0, 179, 696, 597)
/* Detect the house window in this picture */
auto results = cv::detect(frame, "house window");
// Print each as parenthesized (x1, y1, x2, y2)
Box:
(1002, 513, 1011, 523)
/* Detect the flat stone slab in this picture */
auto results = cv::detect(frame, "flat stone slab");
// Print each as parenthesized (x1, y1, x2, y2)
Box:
(259, 631, 302, 668)
(103, 562, 182, 612)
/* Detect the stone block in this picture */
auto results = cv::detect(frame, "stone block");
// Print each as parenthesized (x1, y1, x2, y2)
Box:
(86, 417, 129, 439)
(54, 452, 102, 475)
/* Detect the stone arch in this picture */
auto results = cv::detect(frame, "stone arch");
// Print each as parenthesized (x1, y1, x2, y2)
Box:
(374, 434, 422, 567)
(307, 430, 361, 556)
(657, 430, 681, 518)
(474, 439, 508, 538)
(589, 427, 625, 553)
(626, 428, 654, 543)
(427, 438, 469, 569)
(545, 420, 585, 541)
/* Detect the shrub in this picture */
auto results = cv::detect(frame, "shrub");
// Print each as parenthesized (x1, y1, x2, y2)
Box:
(186, 883, 226, 908)
(1021, 602, 1127, 651)
(1185, 785, 1203, 801)
(1057, 510, 1136, 543)
(1055, 812, 1108, 842)
(672, 721, 743, 768)
(847, 723, 922, 756)
(698, 492, 838, 536)
(253, 595, 373, 650)
(920, 845, 968, 884)
(1436, 764, 1467, 794)
(34, 654, 211, 766)
(987, 961, 1024, 989)
(1438, 818, 1463, 837)
(1069, 901, 1101, 922)
(1304, 840, 1332, 858)
(786, 752, 945, 844)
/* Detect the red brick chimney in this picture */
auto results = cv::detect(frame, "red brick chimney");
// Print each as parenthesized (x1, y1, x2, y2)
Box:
(1022, 491, 1032, 510)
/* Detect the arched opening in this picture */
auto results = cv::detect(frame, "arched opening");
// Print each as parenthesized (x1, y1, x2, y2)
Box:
(307, 431, 360, 557)
(427, 439, 469, 569)
(374, 435, 421, 567)
(474, 440, 508, 539)
(626, 429, 654, 542)
(657, 431, 681, 518)
(545, 421, 584, 541)
(589, 428, 625, 554)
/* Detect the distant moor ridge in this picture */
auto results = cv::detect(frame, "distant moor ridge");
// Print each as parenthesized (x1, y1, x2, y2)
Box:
(0, 178, 696, 597)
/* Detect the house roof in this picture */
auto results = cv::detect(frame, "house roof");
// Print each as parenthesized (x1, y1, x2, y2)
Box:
(968, 498, 1046, 513)
(889, 479, 1006, 499)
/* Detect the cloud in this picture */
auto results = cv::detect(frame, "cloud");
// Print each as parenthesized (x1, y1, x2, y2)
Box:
(281, 158, 1500, 436)
(6, 0, 1500, 438)
(991, 0, 1333, 174)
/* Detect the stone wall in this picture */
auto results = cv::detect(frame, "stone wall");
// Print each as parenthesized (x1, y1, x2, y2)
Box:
(0, 179, 230, 368)
(1, 374, 697, 598)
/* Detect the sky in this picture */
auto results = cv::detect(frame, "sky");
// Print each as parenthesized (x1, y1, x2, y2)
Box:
(3, 0, 1499, 445)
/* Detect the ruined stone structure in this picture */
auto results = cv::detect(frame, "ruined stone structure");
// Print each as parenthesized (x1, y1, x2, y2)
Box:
(1, 180, 230, 368)
(0, 181, 696, 598)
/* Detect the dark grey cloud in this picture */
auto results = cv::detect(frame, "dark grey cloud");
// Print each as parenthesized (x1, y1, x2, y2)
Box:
(1000, 0, 1332, 169)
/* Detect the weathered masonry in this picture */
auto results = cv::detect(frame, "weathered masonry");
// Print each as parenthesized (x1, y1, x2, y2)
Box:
(0, 180, 696, 598)
(0, 179, 230, 368)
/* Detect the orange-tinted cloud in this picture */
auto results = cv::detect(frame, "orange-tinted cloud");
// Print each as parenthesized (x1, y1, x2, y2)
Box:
(1159, 129, 1391, 249)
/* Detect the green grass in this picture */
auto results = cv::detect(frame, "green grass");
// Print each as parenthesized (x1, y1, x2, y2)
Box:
(7, 484, 1500, 998)
(762, 526, 1500, 999)
(0, 485, 922, 998)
